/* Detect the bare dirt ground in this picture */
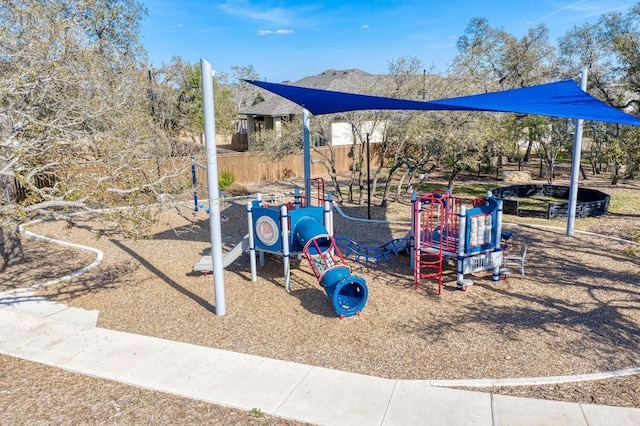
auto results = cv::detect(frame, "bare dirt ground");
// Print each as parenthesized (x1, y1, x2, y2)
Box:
(2, 168, 640, 424)
(0, 354, 309, 426)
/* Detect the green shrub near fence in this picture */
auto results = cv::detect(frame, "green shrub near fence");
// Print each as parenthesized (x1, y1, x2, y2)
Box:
(218, 171, 235, 191)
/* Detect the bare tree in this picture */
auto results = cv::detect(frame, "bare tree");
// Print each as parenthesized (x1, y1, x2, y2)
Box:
(0, 0, 185, 267)
(230, 65, 261, 112)
(375, 56, 439, 205)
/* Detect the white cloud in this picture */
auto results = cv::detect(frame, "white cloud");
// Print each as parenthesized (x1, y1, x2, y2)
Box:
(362, 24, 369, 29)
(217, 0, 317, 26)
(542, 0, 587, 19)
(218, 1, 289, 23)
(257, 29, 294, 36)
(538, 0, 634, 25)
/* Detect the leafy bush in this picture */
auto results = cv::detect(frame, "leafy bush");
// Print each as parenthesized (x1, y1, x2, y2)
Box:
(218, 170, 235, 191)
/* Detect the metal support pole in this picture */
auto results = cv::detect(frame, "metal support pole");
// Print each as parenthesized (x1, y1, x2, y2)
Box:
(493, 199, 503, 282)
(281, 205, 291, 291)
(191, 156, 198, 212)
(457, 205, 467, 287)
(200, 59, 226, 315)
(410, 192, 416, 269)
(246, 201, 257, 282)
(366, 133, 371, 220)
(567, 67, 588, 236)
(323, 200, 333, 236)
(303, 108, 311, 207)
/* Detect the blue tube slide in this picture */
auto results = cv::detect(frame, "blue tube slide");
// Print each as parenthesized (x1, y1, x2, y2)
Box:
(293, 217, 368, 317)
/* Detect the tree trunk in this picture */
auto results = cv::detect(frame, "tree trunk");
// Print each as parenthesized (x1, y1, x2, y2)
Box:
(0, 171, 25, 267)
(1, 225, 25, 268)
(312, 145, 343, 202)
(394, 172, 407, 201)
(356, 143, 366, 205)
(380, 163, 401, 207)
(347, 137, 359, 202)
(447, 168, 459, 192)
(370, 140, 388, 201)
(580, 164, 588, 180)
(523, 139, 534, 162)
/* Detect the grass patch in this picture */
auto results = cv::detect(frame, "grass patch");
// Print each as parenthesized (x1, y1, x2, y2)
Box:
(452, 183, 499, 199)
(336, 181, 498, 200)
(515, 195, 566, 210)
(412, 182, 497, 198)
(248, 408, 264, 418)
(608, 193, 640, 214)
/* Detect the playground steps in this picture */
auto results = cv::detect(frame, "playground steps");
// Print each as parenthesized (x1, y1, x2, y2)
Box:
(193, 234, 250, 274)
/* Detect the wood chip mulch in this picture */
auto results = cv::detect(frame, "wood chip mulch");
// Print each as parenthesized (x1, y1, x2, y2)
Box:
(2, 175, 640, 423)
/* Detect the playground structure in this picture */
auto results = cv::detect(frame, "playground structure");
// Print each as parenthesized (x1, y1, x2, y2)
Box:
(412, 190, 505, 294)
(246, 191, 368, 318)
(194, 179, 368, 318)
(192, 176, 511, 314)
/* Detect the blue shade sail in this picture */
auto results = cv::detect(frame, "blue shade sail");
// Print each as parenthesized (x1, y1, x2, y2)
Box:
(245, 79, 640, 126)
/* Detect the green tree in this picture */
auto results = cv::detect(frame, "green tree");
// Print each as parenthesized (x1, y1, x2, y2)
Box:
(454, 18, 556, 90)
(250, 116, 304, 159)
(558, 2, 640, 181)
(150, 58, 238, 142)
(452, 17, 558, 168)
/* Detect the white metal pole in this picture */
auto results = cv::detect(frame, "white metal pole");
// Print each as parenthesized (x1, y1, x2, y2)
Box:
(410, 192, 416, 269)
(303, 109, 311, 207)
(492, 199, 503, 282)
(246, 201, 257, 282)
(567, 67, 589, 236)
(457, 205, 467, 286)
(324, 200, 333, 236)
(200, 59, 226, 315)
(280, 205, 291, 291)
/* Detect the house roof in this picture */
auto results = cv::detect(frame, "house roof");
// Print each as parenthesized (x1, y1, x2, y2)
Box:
(240, 69, 384, 116)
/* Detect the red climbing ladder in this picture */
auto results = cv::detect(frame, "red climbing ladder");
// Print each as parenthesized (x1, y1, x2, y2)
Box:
(413, 191, 461, 295)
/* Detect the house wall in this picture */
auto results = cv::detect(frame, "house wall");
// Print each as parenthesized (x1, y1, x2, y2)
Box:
(246, 114, 385, 149)
(329, 120, 385, 146)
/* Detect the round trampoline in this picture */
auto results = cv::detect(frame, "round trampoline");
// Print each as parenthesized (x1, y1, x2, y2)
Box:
(491, 184, 610, 219)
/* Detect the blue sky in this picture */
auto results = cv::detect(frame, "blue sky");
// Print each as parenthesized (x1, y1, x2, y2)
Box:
(140, 0, 637, 83)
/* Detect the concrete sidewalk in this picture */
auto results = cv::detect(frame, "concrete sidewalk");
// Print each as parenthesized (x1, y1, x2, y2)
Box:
(0, 307, 639, 425)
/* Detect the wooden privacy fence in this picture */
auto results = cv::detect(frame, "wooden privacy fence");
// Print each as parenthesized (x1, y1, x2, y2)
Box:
(195, 143, 383, 186)
(13, 174, 56, 203)
(9, 143, 382, 203)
